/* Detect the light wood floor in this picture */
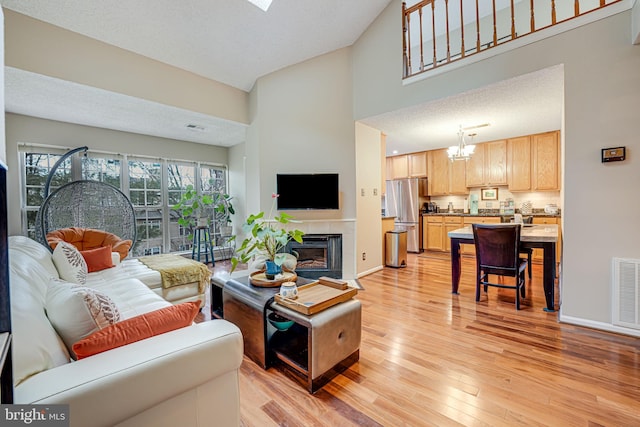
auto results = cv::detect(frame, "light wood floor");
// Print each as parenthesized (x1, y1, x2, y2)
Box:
(204, 253, 640, 426)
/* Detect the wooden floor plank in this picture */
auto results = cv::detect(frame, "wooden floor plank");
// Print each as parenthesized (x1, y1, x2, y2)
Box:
(205, 254, 640, 426)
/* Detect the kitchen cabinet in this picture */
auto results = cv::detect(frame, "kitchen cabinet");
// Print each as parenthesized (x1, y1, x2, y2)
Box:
(532, 131, 560, 191)
(423, 215, 463, 252)
(428, 150, 450, 196)
(508, 131, 560, 192)
(408, 152, 427, 178)
(532, 217, 562, 264)
(443, 216, 463, 252)
(461, 216, 500, 256)
(507, 136, 532, 191)
(427, 149, 467, 196)
(388, 155, 408, 180)
(424, 216, 445, 251)
(465, 144, 485, 187)
(450, 159, 467, 194)
(465, 141, 507, 187)
(485, 141, 507, 185)
(386, 152, 427, 180)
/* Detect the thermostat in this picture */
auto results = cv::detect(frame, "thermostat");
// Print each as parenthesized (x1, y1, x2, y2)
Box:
(601, 147, 625, 162)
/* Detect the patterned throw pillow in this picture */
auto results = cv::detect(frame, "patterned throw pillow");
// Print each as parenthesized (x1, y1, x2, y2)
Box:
(45, 278, 121, 357)
(52, 241, 88, 284)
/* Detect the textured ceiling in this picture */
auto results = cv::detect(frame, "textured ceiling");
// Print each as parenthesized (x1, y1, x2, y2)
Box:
(363, 65, 564, 155)
(5, 67, 248, 146)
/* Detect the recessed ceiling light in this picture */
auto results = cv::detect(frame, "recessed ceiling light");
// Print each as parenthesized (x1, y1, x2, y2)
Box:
(247, 0, 273, 11)
(392, 150, 398, 154)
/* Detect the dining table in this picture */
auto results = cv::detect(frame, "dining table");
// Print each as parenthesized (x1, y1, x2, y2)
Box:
(448, 224, 558, 312)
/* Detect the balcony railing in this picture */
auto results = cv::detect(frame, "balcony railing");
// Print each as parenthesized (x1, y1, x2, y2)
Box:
(402, 0, 623, 79)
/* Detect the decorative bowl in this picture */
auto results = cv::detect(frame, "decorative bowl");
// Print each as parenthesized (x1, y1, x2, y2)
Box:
(267, 312, 294, 332)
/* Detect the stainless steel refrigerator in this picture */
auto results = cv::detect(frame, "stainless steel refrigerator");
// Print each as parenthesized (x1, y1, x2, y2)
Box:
(384, 178, 427, 253)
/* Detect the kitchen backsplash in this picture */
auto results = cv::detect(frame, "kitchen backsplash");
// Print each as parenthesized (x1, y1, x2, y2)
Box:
(429, 188, 561, 213)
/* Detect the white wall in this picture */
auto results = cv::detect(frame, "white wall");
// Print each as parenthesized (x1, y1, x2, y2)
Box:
(246, 48, 359, 278)
(353, 1, 640, 334)
(355, 122, 384, 275)
(4, 114, 229, 235)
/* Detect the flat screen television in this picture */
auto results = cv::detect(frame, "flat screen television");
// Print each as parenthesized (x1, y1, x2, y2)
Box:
(276, 173, 339, 210)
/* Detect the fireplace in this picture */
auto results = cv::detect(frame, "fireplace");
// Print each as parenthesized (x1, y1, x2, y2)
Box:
(286, 234, 342, 279)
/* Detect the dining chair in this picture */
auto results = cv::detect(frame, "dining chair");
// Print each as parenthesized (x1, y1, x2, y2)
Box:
(500, 215, 533, 280)
(472, 224, 528, 310)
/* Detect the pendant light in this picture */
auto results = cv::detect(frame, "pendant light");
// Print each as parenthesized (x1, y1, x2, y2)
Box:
(447, 126, 476, 161)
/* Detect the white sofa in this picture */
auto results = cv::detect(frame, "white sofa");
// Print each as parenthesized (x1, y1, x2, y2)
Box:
(9, 236, 243, 427)
(97, 255, 207, 308)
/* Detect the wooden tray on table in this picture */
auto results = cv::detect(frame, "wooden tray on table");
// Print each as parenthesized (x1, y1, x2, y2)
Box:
(274, 277, 357, 315)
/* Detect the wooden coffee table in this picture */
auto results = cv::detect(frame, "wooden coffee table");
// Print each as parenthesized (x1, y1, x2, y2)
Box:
(213, 273, 361, 393)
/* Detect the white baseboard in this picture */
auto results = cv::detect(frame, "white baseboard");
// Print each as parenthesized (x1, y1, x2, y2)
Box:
(559, 313, 640, 338)
(356, 265, 384, 278)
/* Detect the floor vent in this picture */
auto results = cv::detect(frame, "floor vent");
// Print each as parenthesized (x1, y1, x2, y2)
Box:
(612, 258, 640, 330)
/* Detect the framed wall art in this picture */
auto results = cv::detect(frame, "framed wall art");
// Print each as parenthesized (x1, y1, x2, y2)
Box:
(481, 188, 498, 201)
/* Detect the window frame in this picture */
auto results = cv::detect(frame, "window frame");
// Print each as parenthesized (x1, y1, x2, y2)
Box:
(18, 144, 228, 256)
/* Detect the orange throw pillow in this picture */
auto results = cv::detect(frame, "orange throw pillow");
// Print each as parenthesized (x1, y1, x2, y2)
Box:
(72, 302, 200, 359)
(80, 245, 115, 273)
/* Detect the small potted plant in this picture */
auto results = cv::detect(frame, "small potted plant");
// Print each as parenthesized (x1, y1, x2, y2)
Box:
(171, 185, 214, 230)
(231, 193, 304, 278)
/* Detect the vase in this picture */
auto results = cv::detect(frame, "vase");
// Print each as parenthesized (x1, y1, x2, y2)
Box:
(264, 260, 281, 280)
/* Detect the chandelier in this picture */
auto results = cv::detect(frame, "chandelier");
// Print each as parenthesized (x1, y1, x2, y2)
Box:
(447, 126, 476, 161)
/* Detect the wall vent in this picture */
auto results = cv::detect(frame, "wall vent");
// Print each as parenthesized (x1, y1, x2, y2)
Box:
(612, 258, 640, 330)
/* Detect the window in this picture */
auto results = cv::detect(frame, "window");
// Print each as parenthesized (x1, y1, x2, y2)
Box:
(19, 145, 227, 256)
(201, 165, 229, 244)
(167, 162, 196, 253)
(22, 151, 73, 239)
(128, 158, 163, 257)
(82, 156, 121, 188)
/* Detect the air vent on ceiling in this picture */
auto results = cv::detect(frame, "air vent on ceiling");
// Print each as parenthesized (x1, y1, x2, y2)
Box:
(186, 124, 205, 132)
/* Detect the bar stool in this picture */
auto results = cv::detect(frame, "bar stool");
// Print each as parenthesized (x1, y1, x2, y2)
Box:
(192, 225, 215, 265)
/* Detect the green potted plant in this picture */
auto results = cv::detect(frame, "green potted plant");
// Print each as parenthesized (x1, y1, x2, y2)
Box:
(212, 193, 235, 237)
(171, 185, 214, 230)
(231, 193, 304, 275)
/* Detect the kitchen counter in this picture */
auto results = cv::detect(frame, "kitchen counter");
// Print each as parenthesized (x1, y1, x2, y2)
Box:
(420, 211, 561, 218)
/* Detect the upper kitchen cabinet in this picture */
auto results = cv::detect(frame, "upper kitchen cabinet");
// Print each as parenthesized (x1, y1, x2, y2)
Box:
(427, 149, 449, 195)
(387, 155, 408, 180)
(508, 131, 560, 192)
(465, 141, 507, 187)
(507, 136, 532, 191)
(386, 152, 428, 180)
(465, 143, 485, 187)
(427, 149, 467, 196)
(532, 131, 560, 191)
(486, 141, 507, 185)
(408, 152, 428, 177)
(449, 159, 467, 194)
